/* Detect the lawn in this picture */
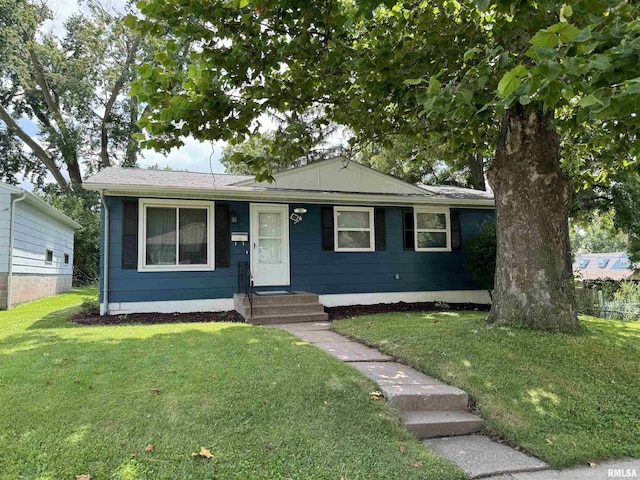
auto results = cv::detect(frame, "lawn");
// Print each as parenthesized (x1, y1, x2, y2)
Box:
(0, 289, 464, 480)
(332, 311, 640, 468)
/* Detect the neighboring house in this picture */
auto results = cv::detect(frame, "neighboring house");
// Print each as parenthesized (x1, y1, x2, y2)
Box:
(84, 157, 495, 316)
(573, 252, 640, 282)
(0, 182, 81, 309)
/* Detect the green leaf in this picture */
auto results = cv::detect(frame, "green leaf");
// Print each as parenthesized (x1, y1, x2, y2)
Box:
(428, 76, 441, 94)
(578, 95, 599, 107)
(589, 55, 611, 71)
(559, 4, 573, 22)
(519, 95, 532, 105)
(548, 23, 581, 43)
(537, 60, 563, 81)
(497, 65, 528, 97)
(403, 78, 424, 85)
(464, 47, 480, 61)
(530, 30, 558, 48)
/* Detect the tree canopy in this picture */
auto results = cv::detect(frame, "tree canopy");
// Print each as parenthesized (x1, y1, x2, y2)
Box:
(0, 0, 149, 187)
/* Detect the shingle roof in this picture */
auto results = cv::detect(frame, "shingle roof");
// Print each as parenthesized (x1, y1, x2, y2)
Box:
(84, 167, 253, 189)
(573, 252, 639, 281)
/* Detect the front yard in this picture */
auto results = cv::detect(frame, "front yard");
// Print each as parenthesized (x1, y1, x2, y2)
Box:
(333, 311, 640, 468)
(0, 289, 463, 479)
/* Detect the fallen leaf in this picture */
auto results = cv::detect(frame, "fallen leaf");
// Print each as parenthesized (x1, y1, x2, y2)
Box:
(74, 378, 81, 384)
(88, 385, 94, 390)
(150, 388, 160, 395)
(131, 452, 136, 458)
(45, 380, 51, 385)
(545, 438, 553, 445)
(412, 462, 422, 468)
(369, 391, 383, 400)
(192, 446, 212, 459)
(433, 320, 441, 323)
(400, 445, 406, 454)
(76, 475, 92, 480)
(265, 444, 273, 450)
(588, 461, 597, 468)
(145, 444, 154, 452)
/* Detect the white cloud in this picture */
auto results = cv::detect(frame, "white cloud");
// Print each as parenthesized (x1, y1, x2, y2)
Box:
(138, 139, 227, 173)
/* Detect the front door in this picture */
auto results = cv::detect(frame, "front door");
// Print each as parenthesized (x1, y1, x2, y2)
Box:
(250, 203, 290, 287)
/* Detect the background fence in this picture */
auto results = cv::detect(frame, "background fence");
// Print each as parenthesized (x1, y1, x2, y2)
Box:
(575, 287, 640, 321)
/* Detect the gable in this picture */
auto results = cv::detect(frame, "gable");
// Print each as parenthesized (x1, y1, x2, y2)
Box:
(233, 157, 429, 195)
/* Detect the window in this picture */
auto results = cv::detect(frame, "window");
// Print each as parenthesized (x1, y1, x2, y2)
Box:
(414, 208, 451, 251)
(138, 199, 215, 271)
(578, 258, 589, 269)
(621, 258, 630, 268)
(64, 254, 70, 265)
(597, 258, 609, 268)
(45, 249, 53, 264)
(334, 207, 374, 251)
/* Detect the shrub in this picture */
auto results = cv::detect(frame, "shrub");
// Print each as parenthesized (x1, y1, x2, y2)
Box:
(79, 297, 100, 315)
(464, 217, 497, 296)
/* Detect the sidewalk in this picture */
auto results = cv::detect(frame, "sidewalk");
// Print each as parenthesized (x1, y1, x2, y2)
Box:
(271, 321, 639, 480)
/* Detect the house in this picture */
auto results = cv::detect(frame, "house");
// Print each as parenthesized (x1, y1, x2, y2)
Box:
(573, 252, 640, 282)
(83, 157, 495, 320)
(0, 182, 81, 309)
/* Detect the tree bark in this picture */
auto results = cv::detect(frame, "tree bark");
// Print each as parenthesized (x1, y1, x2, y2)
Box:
(486, 105, 579, 332)
(469, 152, 486, 191)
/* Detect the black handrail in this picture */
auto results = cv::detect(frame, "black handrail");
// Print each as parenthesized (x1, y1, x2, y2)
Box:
(237, 261, 254, 317)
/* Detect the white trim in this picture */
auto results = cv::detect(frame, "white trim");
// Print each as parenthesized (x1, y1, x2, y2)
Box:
(319, 290, 492, 307)
(138, 198, 215, 272)
(84, 185, 495, 208)
(414, 207, 451, 252)
(105, 298, 235, 315)
(334, 206, 375, 252)
(250, 203, 291, 287)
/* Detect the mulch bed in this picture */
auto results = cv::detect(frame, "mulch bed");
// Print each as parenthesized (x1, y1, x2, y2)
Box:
(71, 310, 246, 326)
(325, 301, 490, 321)
(71, 301, 489, 325)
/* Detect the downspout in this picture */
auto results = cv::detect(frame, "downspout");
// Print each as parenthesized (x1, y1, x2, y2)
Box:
(99, 191, 110, 315)
(7, 191, 27, 309)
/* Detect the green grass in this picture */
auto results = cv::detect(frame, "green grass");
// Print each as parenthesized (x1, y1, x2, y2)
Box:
(332, 311, 640, 468)
(0, 289, 464, 480)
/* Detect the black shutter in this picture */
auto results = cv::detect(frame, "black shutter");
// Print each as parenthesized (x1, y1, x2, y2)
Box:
(375, 208, 386, 251)
(121, 200, 138, 269)
(451, 211, 462, 250)
(215, 204, 230, 267)
(403, 210, 414, 250)
(321, 207, 334, 250)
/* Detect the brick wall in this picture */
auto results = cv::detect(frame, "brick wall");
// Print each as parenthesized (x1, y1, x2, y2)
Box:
(9, 274, 73, 308)
(0, 273, 7, 310)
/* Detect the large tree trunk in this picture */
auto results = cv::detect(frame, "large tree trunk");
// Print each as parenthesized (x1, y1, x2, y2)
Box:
(486, 105, 579, 332)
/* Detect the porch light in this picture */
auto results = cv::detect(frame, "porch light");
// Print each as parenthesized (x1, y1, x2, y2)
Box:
(230, 210, 238, 224)
(293, 207, 307, 214)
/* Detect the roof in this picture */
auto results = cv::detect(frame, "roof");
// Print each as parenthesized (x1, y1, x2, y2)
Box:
(83, 159, 495, 208)
(0, 183, 82, 230)
(573, 252, 639, 281)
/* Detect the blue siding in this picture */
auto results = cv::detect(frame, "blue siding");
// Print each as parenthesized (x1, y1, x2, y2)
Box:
(102, 196, 493, 303)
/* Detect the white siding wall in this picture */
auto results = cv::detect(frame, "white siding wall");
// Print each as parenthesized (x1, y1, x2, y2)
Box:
(0, 188, 13, 273)
(12, 200, 75, 275)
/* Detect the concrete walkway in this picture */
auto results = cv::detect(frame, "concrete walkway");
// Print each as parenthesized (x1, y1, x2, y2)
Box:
(271, 321, 639, 479)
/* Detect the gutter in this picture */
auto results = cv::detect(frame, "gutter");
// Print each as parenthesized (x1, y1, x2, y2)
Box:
(99, 191, 109, 316)
(7, 191, 27, 309)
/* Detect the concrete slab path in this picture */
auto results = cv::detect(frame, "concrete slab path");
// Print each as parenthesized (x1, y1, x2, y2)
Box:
(270, 322, 637, 479)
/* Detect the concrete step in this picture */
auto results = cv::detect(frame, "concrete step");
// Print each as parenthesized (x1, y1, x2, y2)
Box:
(243, 302, 325, 317)
(235, 292, 319, 306)
(403, 411, 484, 439)
(247, 311, 329, 325)
(381, 384, 469, 411)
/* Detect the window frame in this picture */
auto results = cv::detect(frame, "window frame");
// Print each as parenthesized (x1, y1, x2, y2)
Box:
(621, 258, 630, 268)
(414, 207, 451, 252)
(64, 253, 70, 265)
(45, 249, 54, 264)
(333, 206, 375, 252)
(138, 198, 215, 272)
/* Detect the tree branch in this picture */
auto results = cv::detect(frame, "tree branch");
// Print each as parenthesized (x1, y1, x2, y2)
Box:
(0, 104, 69, 189)
(101, 34, 141, 168)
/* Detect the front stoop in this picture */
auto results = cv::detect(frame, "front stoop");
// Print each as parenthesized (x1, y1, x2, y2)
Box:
(234, 292, 329, 324)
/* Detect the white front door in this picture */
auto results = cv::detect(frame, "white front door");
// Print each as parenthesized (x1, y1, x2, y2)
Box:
(250, 203, 290, 287)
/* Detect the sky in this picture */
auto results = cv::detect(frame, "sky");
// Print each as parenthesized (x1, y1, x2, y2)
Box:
(31, 0, 227, 176)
